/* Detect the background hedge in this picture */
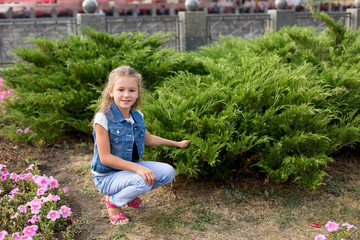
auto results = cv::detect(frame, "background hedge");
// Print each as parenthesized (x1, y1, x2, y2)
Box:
(1, 13, 359, 189)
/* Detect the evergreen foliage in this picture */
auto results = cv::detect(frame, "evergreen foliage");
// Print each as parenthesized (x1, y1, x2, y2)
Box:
(1, 13, 359, 189)
(0, 28, 207, 143)
(141, 13, 360, 189)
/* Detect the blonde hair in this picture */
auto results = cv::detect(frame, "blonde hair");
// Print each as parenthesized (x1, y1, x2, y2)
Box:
(96, 65, 143, 114)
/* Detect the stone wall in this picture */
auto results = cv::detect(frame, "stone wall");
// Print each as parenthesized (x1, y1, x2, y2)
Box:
(0, 10, 355, 65)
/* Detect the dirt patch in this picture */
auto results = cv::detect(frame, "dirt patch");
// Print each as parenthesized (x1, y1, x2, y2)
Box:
(1, 137, 360, 240)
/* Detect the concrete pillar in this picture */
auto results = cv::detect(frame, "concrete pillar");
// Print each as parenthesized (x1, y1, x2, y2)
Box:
(77, 13, 106, 32)
(346, 8, 360, 30)
(169, 6, 175, 16)
(220, 6, 225, 14)
(6, 8, 13, 19)
(235, 5, 240, 14)
(268, 10, 295, 31)
(51, 7, 57, 18)
(113, 7, 119, 17)
(152, 6, 157, 16)
(249, 5, 254, 13)
(203, 6, 208, 14)
(264, 5, 268, 13)
(73, 7, 78, 17)
(133, 6, 139, 16)
(30, 8, 36, 18)
(178, 11, 206, 51)
(328, 3, 332, 12)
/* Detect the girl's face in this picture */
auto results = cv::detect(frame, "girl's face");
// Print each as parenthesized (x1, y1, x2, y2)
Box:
(109, 76, 139, 116)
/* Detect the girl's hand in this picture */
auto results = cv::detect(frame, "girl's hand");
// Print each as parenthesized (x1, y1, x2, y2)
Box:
(177, 140, 190, 148)
(136, 166, 156, 186)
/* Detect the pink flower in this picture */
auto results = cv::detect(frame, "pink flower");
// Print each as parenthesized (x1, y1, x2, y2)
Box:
(24, 126, 31, 133)
(314, 234, 326, 240)
(59, 205, 72, 218)
(38, 176, 50, 188)
(0, 230, 8, 240)
(10, 187, 19, 195)
(36, 187, 47, 196)
(17, 128, 23, 132)
(29, 197, 42, 206)
(10, 212, 19, 219)
(8, 194, 15, 202)
(342, 223, 357, 229)
(46, 194, 60, 202)
(12, 232, 20, 240)
(26, 164, 34, 171)
(0, 164, 5, 170)
(1, 174, 6, 181)
(325, 221, 339, 232)
(28, 215, 40, 224)
(47, 210, 60, 221)
(18, 205, 27, 213)
(23, 225, 38, 237)
(12, 174, 21, 181)
(30, 204, 41, 214)
(32, 175, 41, 183)
(63, 187, 69, 193)
(2, 171, 9, 175)
(24, 172, 33, 180)
(48, 177, 58, 189)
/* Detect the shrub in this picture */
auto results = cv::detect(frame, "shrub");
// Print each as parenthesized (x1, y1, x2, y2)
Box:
(0, 28, 207, 144)
(141, 13, 360, 189)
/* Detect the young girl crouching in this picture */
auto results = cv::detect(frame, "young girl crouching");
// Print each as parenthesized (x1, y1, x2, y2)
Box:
(91, 65, 189, 225)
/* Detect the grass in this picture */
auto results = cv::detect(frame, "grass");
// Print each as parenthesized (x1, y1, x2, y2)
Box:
(3, 137, 359, 240)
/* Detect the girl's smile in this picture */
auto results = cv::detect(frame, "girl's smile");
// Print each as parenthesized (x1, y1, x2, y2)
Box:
(109, 76, 139, 117)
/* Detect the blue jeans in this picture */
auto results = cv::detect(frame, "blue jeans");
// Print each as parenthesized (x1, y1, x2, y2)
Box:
(93, 161, 175, 207)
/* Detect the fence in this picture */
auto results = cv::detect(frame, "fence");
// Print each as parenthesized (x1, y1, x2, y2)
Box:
(0, 18, 76, 65)
(0, 10, 357, 65)
(295, 12, 351, 28)
(206, 13, 271, 44)
(106, 16, 180, 50)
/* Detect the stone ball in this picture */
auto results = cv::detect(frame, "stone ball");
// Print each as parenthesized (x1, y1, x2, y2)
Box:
(185, 0, 199, 12)
(275, 0, 288, 10)
(356, 0, 360, 8)
(82, 0, 98, 14)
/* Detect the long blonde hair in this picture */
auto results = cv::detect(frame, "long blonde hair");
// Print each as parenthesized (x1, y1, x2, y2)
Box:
(97, 65, 143, 113)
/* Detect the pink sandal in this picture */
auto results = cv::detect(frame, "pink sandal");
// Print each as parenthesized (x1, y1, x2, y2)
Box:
(104, 197, 130, 225)
(127, 196, 146, 209)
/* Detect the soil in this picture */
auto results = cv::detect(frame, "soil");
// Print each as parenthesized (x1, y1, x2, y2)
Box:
(1, 135, 360, 240)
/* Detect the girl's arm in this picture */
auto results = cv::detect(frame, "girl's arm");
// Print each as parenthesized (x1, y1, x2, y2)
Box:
(144, 130, 190, 148)
(95, 124, 156, 186)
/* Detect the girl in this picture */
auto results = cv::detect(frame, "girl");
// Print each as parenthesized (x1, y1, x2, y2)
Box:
(91, 66, 189, 225)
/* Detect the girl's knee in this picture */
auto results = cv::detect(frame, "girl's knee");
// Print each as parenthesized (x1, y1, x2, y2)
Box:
(134, 178, 152, 192)
(162, 163, 175, 183)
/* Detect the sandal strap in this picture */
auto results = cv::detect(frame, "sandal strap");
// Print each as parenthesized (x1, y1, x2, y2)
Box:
(104, 199, 118, 209)
(109, 211, 128, 224)
(127, 197, 142, 208)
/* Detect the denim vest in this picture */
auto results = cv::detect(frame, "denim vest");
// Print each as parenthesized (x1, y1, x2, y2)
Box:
(91, 102, 146, 174)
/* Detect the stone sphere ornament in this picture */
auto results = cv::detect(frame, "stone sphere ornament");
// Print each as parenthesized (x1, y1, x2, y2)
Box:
(185, 0, 199, 11)
(355, 0, 360, 8)
(82, 0, 98, 13)
(275, 0, 288, 10)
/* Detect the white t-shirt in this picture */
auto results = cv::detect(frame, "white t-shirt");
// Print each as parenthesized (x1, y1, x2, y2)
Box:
(93, 110, 143, 130)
